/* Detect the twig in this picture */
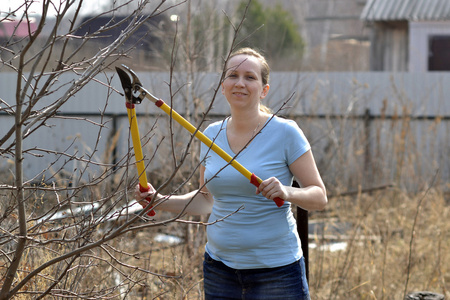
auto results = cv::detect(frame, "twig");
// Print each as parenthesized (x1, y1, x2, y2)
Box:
(175, 205, 245, 226)
(328, 184, 395, 198)
(403, 170, 439, 298)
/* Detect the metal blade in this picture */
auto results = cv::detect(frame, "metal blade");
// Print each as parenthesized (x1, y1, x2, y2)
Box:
(115, 66, 133, 103)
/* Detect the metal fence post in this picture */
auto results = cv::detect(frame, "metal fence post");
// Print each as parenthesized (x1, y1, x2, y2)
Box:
(294, 180, 309, 282)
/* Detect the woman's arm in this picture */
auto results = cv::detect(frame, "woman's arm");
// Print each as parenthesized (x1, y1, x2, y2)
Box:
(135, 165, 214, 216)
(257, 150, 327, 211)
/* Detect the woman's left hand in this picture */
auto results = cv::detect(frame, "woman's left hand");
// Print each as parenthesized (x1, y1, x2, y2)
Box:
(256, 177, 288, 202)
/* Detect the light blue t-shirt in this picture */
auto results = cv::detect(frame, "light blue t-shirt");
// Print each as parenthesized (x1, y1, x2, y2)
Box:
(200, 115, 311, 269)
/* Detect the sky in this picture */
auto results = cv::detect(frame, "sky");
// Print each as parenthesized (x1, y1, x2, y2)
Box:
(0, 0, 108, 18)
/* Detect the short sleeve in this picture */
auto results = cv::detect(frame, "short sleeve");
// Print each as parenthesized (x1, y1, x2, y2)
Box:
(284, 120, 311, 165)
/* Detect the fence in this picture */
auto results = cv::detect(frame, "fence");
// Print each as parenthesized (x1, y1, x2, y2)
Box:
(0, 71, 448, 192)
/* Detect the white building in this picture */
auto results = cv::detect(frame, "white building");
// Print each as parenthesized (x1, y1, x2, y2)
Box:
(361, 0, 450, 71)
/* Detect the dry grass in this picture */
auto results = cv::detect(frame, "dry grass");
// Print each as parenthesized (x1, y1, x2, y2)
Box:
(309, 188, 449, 300)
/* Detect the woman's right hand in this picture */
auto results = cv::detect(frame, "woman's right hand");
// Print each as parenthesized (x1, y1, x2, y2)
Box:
(134, 183, 156, 207)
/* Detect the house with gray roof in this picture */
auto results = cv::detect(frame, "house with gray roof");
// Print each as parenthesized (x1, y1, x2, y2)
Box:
(361, 0, 450, 71)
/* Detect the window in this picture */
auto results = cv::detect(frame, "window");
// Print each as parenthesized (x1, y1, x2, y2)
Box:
(428, 35, 450, 71)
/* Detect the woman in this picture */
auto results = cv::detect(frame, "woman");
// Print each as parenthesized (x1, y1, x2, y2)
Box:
(135, 48, 327, 299)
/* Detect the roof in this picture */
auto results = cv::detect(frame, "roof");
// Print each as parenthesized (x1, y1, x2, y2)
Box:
(361, 0, 450, 21)
(0, 19, 38, 38)
(73, 15, 170, 52)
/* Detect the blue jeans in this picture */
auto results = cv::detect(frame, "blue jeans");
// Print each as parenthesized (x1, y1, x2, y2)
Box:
(203, 252, 310, 300)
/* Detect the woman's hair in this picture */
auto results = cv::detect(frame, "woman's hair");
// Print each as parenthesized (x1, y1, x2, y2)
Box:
(227, 47, 272, 113)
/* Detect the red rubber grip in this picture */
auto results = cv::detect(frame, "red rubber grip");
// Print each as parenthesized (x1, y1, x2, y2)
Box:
(272, 197, 285, 207)
(250, 174, 285, 207)
(139, 183, 156, 216)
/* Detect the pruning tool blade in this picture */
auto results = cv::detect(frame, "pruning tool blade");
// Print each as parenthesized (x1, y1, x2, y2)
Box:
(115, 65, 160, 105)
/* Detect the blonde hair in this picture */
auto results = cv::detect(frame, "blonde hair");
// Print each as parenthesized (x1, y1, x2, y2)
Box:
(227, 47, 272, 113)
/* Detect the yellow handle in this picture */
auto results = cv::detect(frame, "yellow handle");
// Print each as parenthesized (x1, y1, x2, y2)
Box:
(126, 103, 157, 216)
(126, 104, 148, 189)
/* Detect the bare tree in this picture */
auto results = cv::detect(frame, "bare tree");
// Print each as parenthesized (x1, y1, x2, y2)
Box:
(0, 0, 189, 298)
(0, 0, 260, 298)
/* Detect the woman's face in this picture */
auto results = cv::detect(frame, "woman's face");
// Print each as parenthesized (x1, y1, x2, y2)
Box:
(222, 54, 269, 111)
